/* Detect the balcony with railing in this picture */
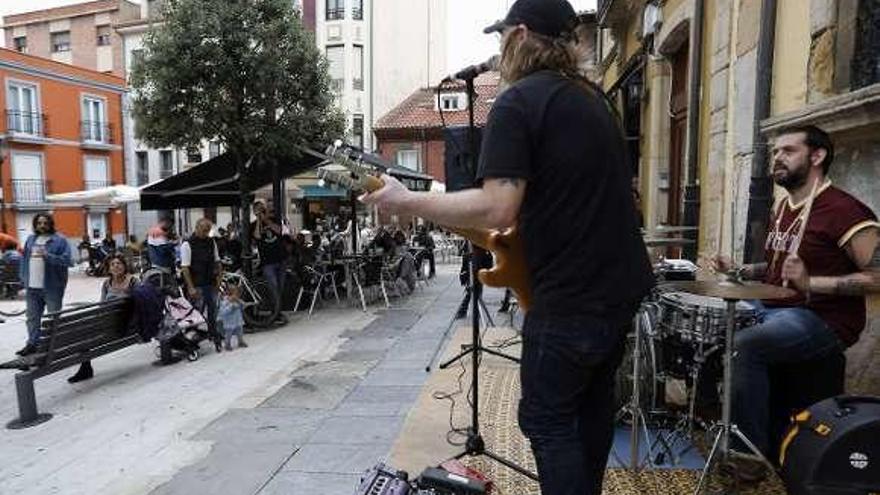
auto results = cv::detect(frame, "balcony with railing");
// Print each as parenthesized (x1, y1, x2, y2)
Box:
(5, 110, 48, 143)
(326, 8, 344, 20)
(85, 180, 110, 191)
(353, 78, 364, 91)
(12, 179, 48, 205)
(80, 120, 114, 149)
(352, 7, 362, 20)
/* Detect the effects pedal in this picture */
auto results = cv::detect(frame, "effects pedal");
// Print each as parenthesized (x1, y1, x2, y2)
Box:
(415, 467, 487, 495)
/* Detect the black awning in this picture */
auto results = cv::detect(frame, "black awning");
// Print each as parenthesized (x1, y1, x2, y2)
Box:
(140, 151, 324, 210)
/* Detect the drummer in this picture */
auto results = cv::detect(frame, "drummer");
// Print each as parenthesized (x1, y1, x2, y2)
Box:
(713, 125, 880, 481)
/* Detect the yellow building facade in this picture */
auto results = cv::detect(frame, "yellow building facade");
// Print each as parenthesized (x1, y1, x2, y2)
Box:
(597, 0, 880, 392)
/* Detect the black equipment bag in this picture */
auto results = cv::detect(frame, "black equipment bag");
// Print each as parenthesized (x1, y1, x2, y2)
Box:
(779, 395, 880, 495)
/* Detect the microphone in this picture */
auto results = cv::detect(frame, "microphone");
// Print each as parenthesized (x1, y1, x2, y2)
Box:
(443, 55, 499, 82)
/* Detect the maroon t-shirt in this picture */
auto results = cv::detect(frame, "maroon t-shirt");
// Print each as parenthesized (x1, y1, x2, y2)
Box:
(763, 183, 879, 347)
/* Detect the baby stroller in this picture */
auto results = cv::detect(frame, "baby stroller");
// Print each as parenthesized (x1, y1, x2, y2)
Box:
(138, 268, 210, 363)
(157, 295, 210, 362)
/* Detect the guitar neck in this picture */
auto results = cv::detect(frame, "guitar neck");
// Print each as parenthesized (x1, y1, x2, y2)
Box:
(324, 162, 492, 249)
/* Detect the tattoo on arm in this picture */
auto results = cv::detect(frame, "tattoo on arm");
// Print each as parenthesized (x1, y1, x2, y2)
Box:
(836, 278, 866, 296)
(496, 178, 521, 188)
(832, 273, 880, 296)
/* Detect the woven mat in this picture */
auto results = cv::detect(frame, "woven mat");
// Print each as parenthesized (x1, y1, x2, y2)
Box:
(460, 365, 789, 495)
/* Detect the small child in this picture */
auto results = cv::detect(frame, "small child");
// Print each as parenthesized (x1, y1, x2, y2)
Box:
(217, 285, 247, 350)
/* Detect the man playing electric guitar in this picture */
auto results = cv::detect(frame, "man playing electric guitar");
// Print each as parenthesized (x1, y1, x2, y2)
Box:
(360, 1, 653, 493)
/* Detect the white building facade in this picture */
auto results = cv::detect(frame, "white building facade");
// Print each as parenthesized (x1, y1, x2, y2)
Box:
(311, 0, 448, 151)
(116, 1, 233, 238)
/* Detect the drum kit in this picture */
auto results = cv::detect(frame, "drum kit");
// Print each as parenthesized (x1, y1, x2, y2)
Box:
(616, 231, 796, 493)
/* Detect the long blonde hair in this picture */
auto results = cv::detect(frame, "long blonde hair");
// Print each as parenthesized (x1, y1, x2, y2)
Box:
(498, 27, 580, 84)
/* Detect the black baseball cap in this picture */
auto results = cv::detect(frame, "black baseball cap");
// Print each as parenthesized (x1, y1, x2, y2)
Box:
(483, 0, 578, 38)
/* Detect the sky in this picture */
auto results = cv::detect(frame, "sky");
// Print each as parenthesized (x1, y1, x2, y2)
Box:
(0, 0, 597, 72)
(445, 0, 597, 71)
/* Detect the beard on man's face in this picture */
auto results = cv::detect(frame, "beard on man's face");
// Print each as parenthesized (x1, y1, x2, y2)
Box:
(772, 157, 810, 190)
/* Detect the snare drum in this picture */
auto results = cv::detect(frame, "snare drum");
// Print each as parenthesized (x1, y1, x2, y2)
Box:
(658, 291, 757, 345)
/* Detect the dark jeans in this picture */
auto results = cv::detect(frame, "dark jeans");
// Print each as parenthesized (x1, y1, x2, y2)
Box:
(519, 312, 627, 495)
(262, 263, 284, 295)
(732, 302, 841, 454)
(192, 286, 219, 342)
(26, 288, 63, 345)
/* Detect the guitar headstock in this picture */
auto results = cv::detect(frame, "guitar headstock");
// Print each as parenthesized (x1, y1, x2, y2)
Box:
(319, 140, 384, 193)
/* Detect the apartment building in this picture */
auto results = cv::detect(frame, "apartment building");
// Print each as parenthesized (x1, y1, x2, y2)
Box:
(115, 0, 199, 238)
(0, 48, 126, 244)
(306, 0, 447, 151)
(2, 0, 140, 77)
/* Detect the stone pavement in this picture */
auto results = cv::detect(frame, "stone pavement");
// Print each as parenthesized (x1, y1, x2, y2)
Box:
(0, 264, 470, 495)
(152, 269, 469, 495)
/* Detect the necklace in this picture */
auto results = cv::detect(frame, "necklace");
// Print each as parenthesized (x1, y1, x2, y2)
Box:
(768, 179, 829, 271)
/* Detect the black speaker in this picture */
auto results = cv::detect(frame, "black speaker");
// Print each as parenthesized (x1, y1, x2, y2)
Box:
(780, 395, 880, 495)
(444, 126, 483, 192)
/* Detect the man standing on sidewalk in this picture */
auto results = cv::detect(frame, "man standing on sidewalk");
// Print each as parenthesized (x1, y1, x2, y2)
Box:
(181, 218, 223, 352)
(17, 213, 73, 356)
(251, 201, 287, 295)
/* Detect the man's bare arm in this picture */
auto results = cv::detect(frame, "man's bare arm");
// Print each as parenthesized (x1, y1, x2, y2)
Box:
(809, 228, 880, 296)
(365, 175, 526, 229)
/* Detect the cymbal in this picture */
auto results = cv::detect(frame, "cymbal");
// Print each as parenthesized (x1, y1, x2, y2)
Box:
(663, 280, 797, 300)
(643, 237, 696, 247)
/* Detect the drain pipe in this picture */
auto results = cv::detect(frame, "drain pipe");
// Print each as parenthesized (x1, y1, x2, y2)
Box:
(743, 0, 777, 262)
(681, 0, 704, 260)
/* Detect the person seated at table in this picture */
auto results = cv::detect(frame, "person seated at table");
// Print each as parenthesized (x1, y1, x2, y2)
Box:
(392, 230, 408, 257)
(125, 235, 141, 254)
(101, 234, 117, 255)
(293, 232, 317, 267)
(368, 226, 395, 255)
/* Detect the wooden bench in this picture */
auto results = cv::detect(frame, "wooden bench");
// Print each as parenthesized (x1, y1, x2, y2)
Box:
(0, 298, 135, 429)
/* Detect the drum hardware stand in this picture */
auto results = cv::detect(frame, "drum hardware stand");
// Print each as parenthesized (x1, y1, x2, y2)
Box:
(694, 298, 775, 495)
(654, 341, 721, 466)
(614, 303, 675, 470)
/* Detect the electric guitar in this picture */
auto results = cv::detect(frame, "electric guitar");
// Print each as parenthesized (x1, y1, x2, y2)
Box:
(318, 143, 531, 312)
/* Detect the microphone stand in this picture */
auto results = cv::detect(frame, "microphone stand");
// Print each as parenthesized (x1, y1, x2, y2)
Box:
(437, 75, 538, 482)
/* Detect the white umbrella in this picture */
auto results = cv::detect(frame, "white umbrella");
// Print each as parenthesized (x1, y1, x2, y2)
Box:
(47, 184, 141, 207)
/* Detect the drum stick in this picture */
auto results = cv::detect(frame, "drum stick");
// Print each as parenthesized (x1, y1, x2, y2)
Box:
(783, 178, 820, 288)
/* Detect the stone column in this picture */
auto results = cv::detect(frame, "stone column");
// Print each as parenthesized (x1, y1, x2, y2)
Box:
(808, 0, 839, 103)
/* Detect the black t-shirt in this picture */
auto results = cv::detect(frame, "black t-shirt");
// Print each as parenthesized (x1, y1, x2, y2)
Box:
(477, 71, 653, 318)
(250, 221, 287, 265)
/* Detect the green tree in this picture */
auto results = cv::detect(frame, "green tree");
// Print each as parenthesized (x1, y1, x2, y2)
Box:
(130, 0, 344, 162)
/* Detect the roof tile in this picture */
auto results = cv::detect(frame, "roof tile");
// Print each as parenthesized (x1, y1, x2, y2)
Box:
(374, 72, 501, 131)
